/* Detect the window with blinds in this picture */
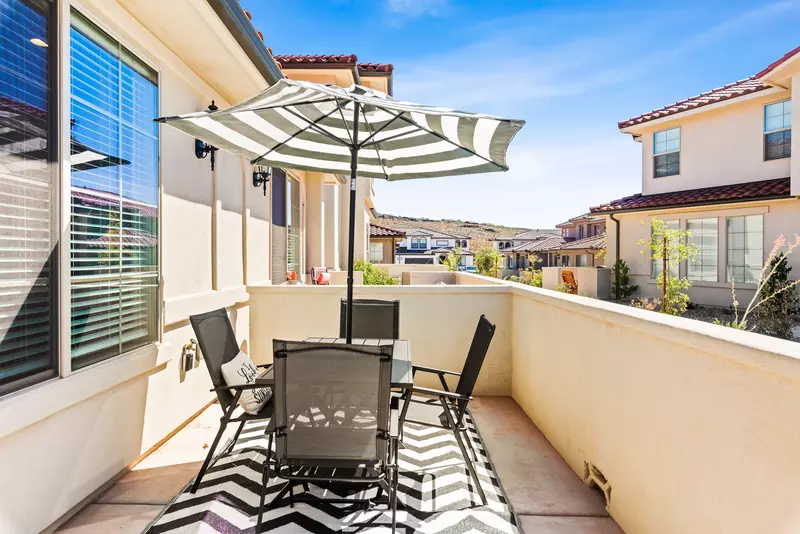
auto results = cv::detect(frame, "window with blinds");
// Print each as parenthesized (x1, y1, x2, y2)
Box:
(286, 175, 300, 275)
(0, 0, 58, 395)
(69, 11, 159, 369)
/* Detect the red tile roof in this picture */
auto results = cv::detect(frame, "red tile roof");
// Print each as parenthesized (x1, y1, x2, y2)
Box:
(756, 45, 800, 78)
(590, 178, 791, 214)
(556, 234, 606, 251)
(509, 236, 566, 253)
(274, 55, 358, 67)
(618, 77, 769, 129)
(358, 63, 394, 73)
(369, 223, 406, 237)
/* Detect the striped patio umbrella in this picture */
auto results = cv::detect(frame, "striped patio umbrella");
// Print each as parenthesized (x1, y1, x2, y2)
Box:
(156, 78, 524, 341)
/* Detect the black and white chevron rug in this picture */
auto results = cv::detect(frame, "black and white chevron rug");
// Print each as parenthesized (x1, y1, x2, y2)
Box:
(146, 409, 520, 533)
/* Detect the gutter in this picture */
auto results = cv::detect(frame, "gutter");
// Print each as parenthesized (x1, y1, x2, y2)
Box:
(205, 0, 283, 85)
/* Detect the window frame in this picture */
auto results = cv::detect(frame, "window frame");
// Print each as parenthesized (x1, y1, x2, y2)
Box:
(67, 7, 162, 372)
(763, 99, 791, 161)
(0, 0, 61, 396)
(653, 126, 681, 178)
(687, 217, 719, 282)
(726, 215, 763, 284)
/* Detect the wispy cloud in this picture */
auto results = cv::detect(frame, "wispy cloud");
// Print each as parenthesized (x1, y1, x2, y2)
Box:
(386, 0, 450, 17)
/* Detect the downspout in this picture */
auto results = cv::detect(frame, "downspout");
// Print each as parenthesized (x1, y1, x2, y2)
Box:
(609, 213, 620, 299)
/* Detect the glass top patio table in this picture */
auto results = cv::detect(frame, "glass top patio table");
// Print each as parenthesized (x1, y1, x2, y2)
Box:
(254, 338, 413, 389)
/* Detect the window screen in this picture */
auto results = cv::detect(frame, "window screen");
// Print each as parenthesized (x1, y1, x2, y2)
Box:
(0, 0, 58, 393)
(727, 215, 763, 284)
(69, 10, 159, 369)
(687, 218, 718, 282)
(764, 100, 791, 161)
(654, 127, 680, 177)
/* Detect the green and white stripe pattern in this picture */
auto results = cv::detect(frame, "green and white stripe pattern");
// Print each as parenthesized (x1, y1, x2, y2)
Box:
(155, 79, 524, 181)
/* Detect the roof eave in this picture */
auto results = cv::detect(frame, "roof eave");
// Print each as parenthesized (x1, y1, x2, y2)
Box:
(591, 193, 793, 216)
(205, 0, 283, 84)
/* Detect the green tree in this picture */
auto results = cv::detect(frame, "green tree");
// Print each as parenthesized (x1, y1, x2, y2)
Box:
(612, 259, 638, 300)
(638, 220, 697, 315)
(475, 246, 502, 277)
(353, 259, 398, 286)
(442, 245, 462, 272)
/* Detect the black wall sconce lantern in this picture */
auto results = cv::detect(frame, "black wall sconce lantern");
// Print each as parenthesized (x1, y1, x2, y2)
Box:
(195, 100, 219, 170)
(253, 166, 271, 196)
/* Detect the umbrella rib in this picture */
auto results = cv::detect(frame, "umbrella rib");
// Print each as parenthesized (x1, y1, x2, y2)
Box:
(336, 99, 354, 145)
(360, 106, 390, 179)
(357, 110, 405, 148)
(395, 114, 507, 171)
(283, 106, 351, 147)
(249, 103, 347, 165)
(254, 98, 338, 111)
(359, 127, 419, 150)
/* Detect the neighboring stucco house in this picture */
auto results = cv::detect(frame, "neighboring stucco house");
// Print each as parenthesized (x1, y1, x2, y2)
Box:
(394, 228, 474, 267)
(594, 45, 800, 307)
(368, 223, 405, 264)
(0, 1, 396, 532)
(498, 216, 605, 271)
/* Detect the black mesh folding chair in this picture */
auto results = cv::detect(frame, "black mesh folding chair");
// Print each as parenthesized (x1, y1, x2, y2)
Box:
(189, 308, 274, 494)
(339, 299, 400, 339)
(398, 314, 496, 506)
(258, 340, 400, 533)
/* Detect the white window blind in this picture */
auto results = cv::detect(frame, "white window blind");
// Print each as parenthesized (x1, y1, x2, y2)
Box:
(69, 11, 159, 369)
(687, 218, 718, 282)
(0, 0, 58, 394)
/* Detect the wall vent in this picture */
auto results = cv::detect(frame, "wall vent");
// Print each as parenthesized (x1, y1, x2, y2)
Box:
(583, 461, 612, 507)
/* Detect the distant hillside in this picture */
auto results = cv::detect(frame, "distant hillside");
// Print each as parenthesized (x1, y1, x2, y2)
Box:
(373, 213, 531, 250)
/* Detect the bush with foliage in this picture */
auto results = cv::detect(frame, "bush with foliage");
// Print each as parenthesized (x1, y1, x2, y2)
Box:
(631, 296, 661, 312)
(554, 282, 572, 293)
(715, 235, 800, 337)
(638, 219, 697, 315)
(506, 267, 542, 287)
(612, 259, 638, 300)
(442, 246, 462, 272)
(353, 259, 398, 286)
(475, 246, 502, 277)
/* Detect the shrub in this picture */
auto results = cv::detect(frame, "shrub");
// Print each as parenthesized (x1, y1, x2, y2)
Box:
(631, 296, 661, 312)
(506, 268, 542, 287)
(353, 259, 398, 286)
(475, 247, 502, 277)
(612, 259, 638, 300)
(442, 246, 462, 272)
(554, 282, 571, 293)
(756, 252, 799, 338)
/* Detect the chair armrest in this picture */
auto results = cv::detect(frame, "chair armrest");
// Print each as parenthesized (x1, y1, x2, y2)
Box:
(256, 363, 273, 370)
(412, 365, 460, 377)
(411, 386, 471, 402)
(210, 383, 265, 393)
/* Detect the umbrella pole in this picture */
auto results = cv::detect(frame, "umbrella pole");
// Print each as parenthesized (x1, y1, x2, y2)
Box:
(345, 102, 361, 344)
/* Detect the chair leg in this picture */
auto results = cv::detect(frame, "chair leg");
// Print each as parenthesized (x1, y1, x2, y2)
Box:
(257, 433, 272, 534)
(439, 397, 487, 506)
(391, 440, 398, 533)
(224, 420, 246, 455)
(398, 389, 412, 441)
(190, 420, 227, 494)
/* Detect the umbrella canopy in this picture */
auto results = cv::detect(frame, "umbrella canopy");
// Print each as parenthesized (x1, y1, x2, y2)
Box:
(156, 78, 524, 341)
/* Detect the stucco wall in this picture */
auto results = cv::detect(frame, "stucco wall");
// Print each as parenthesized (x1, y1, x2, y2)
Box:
(609, 198, 800, 307)
(510, 284, 800, 534)
(247, 284, 512, 396)
(635, 89, 791, 195)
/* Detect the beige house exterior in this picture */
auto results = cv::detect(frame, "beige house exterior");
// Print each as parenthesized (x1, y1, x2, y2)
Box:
(596, 45, 800, 307)
(0, 1, 393, 532)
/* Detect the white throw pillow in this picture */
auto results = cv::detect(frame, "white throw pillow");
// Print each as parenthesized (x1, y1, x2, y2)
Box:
(220, 351, 272, 415)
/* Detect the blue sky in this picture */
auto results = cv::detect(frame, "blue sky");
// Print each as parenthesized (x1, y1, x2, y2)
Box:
(243, 0, 800, 228)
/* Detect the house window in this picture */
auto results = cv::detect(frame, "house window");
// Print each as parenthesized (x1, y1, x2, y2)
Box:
(687, 218, 718, 282)
(651, 220, 680, 279)
(435, 239, 448, 247)
(576, 254, 587, 267)
(498, 242, 504, 249)
(727, 215, 763, 284)
(286, 175, 301, 274)
(654, 127, 680, 177)
(69, 11, 159, 369)
(0, 0, 59, 395)
(410, 237, 419, 249)
(419, 238, 427, 249)
(369, 242, 384, 263)
(561, 255, 570, 267)
(764, 100, 791, 160)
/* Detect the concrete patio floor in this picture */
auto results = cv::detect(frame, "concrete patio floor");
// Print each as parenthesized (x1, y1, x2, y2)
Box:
(57, 397, 624, 534)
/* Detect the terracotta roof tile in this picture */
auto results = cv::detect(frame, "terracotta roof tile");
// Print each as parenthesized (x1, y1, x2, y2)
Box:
(274, 55, 358, 67)
(358, 63, 394, 73)
(590, 178, 791, 214)
(756, 45, 800, 78)
(509, 236, 566, 253)
(556, 234, 606, 251)
(369, 223, 406, 237)
(619, 77, 769, 129)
